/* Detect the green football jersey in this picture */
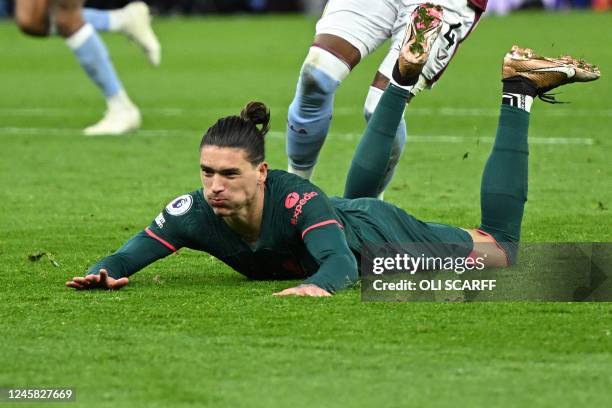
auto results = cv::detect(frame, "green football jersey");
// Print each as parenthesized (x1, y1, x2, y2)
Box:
(88, 170, 472, 292)
(330, 197, 474, 257)
(145, 170, 345, 281)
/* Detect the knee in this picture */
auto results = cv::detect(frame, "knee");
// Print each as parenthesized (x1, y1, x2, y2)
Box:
(16, 12, 49, 36)
(483, 232, 519, 266)
(53, 0, 84, 38)
(501, 242, 519, 266)
(53, 10, 84, 38)
(297, 47, 349, 96)
(298, 63, 339, 98)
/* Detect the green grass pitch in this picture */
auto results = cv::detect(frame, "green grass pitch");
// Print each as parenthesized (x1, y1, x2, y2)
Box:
(0, 11, 611, 407)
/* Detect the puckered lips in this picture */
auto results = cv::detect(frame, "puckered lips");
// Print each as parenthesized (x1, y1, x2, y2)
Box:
(208, 196, 229, 207)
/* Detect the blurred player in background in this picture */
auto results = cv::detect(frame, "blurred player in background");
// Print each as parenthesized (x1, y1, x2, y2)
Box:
(15, 0, 161, 135)
(286, 0, 486, 197)
(65, 5, 599, 296)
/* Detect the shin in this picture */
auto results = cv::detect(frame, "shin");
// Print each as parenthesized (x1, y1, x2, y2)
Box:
(287, 46, 350, 178)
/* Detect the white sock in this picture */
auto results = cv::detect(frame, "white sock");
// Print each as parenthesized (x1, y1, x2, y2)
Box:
(109, 9, 128, 32)
(502, 93, 534, 112)
(65, 23, 95, 50)
(107, 89, 134, 110)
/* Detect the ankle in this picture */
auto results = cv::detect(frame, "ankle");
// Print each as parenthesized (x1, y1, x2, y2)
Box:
(502, 77, 537, 112)
(502, 77, 538, 97)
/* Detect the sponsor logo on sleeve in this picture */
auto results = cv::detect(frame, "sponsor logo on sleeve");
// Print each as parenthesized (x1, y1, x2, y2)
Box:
(166, 194, 193, 216)
(285, 192, 300, 209)
(290, 191, 319, 225)
(155, 213, 166, 228)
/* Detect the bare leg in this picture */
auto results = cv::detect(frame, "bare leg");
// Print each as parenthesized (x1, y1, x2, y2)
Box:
(15, 0, 51, 36)
(463, 229, 508, 267)
(52, 0, 85, 38)
(370, 71, 389, 91)
(312, 33, 361, 69)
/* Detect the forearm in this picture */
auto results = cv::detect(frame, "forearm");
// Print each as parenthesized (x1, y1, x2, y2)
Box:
(304, 252, 358, 293)
(87, 230, 173, 279)
(302, 226, 359, 293)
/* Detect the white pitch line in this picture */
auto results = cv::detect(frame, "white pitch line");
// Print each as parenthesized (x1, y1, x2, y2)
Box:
(1, 106, 612, 118)
(268, 132, 594, 145)
(0, 127, 203, 137)
(526, 137, 594, 145)
(0, 127, 79, 136)
(411, 135, 593, 145)
(0, 127, 594, 145)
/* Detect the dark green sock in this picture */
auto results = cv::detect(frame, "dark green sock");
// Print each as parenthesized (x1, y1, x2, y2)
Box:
(344, 84, 410, 198)
(479, 104, 530, 264)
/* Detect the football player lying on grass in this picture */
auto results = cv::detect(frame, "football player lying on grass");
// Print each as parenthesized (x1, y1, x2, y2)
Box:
(66, 7, 600, 296)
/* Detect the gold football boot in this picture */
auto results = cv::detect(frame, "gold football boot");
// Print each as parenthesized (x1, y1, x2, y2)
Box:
(503, 45, 600, 102)
(397, 3, 444, 81)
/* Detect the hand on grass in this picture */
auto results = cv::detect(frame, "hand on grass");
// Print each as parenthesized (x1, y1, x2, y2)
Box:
(65, 269, 129, 290)
(273, 284, 331, 297)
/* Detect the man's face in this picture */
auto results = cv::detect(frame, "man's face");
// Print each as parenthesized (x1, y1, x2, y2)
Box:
(200, 146, 267, 217)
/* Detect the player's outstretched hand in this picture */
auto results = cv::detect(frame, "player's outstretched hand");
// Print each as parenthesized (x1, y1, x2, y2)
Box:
(273, 284, 331, 297)
(65, 269, 129, 291)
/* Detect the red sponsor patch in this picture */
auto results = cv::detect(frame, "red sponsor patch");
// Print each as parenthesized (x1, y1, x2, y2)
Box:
(285, 192, 300, 209)
(290, 191, 319, 225)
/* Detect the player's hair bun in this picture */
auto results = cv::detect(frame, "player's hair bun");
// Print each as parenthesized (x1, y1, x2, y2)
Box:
(240, 101, 270, 137)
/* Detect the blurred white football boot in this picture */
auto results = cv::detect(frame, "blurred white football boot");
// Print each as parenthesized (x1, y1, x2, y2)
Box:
(84, 90, 141, 136)
(114, 1, 161, 66)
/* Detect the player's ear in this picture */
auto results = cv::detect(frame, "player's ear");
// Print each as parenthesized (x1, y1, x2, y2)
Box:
(257, 162, 268, 185)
